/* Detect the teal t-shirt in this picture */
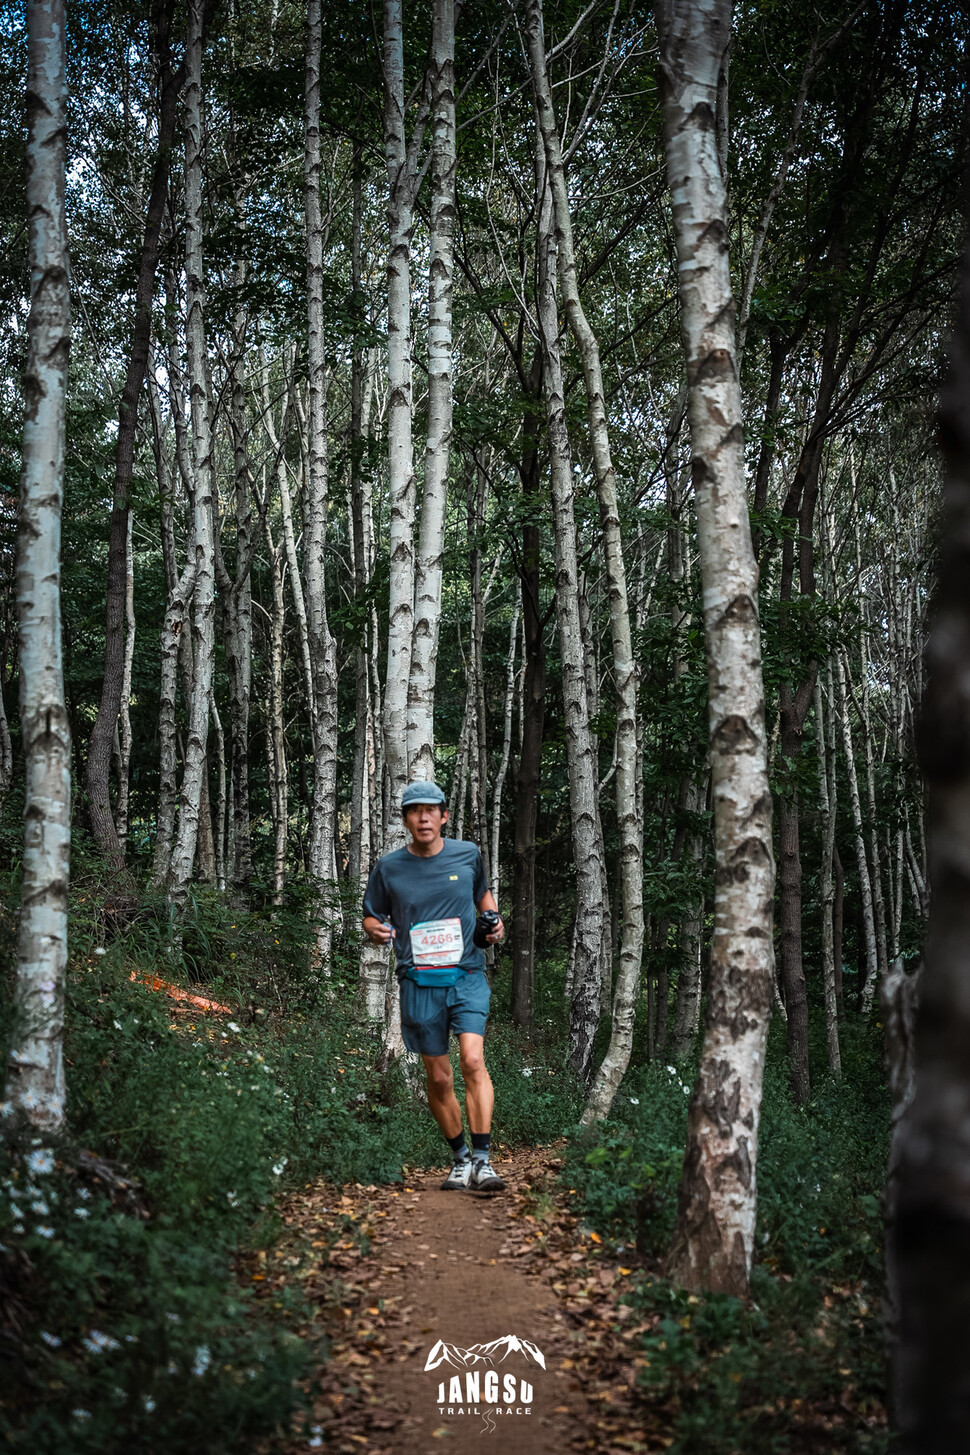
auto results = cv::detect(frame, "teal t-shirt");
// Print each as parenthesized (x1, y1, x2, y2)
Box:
(362, 839, 489, 985)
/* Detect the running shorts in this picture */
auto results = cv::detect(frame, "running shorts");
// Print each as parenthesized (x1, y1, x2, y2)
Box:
(399, 971, 491, 1056)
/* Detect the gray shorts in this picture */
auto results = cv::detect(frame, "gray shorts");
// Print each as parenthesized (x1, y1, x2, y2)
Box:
(399, 972, 491, 1057)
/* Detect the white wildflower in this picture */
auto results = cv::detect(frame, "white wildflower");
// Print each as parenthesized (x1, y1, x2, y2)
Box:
(629, 1098, 639, 1106)
(272, 1159, 287, 1176)
(113, 1020, 123, 1031)
(74, 1208, 90, 1219)
(521, 1068, 533, 1078)
(144, 1397, 156, 1412)
(227, 1022, 242, 1034)
(29, 1199, 50, 1216)
(93, 947, 107, 957)
(77, 1187, 91, 1201)
(40, 1331, 62, 1348)
(192, 1345, 211, 1377)
(26, 1149, 54, 1176)
(83, 1330, 119, 1354)
(35, 1225, 55, 1239)
(72, 1409, 91, 1421)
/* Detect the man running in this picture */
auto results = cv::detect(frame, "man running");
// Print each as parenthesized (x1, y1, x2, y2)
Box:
(362, 781, 506, 1193)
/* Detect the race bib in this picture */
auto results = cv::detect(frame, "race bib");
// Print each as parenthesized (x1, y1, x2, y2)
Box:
(411, 917, 464, 967)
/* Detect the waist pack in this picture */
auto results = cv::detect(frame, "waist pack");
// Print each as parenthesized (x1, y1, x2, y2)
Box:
(406, 964, 466, 987)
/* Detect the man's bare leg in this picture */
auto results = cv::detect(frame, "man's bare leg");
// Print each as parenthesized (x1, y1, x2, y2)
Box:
(458, 1033, 493, 1134)
(421, 1052, 463, 1139)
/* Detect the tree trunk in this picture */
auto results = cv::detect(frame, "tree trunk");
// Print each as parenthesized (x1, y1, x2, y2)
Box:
(671, 780, 706, 1061)
(382, 0, 418, 828)
(115, 511, 135, 858)
(656, 0, 776, 1297)
(534, 171, 604, 1084)
(168, 0, 217, 900)
(894, 231, 970, 1448)
(834, 645, 879, 1009)
(816, 668, 841, 1075)
(407, 0, 456, 781)
(7, 0, 71, 1132)
(304, 0, 339, 953)
(264, 519, 289, 905)
(490, 599, 519, 898)
(527, 0, 644, 1117)
(777, 678, 813, 1103)
(508, 369, 546, 1030)
(87, 0, 180, 867)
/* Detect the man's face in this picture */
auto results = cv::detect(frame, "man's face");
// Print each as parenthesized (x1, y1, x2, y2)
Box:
(403, 803, 448, 845)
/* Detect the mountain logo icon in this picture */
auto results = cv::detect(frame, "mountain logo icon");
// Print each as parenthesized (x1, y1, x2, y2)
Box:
(424, 1334, 547, 1372)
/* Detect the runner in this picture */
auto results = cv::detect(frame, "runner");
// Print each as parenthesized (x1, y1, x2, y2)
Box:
(362, 781, 507, 1193)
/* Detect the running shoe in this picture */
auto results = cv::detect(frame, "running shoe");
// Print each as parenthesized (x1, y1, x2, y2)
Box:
(441, 1156, 473, 1191)
(470, 1160, 506, 1193)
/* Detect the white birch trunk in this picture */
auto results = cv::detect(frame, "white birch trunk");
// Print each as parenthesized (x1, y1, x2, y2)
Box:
(6, 0, 71, 1131)
(264, 518, 289, 905)
(834, 646, 879, 1010)
(304, 0, 339, 963)
(535, 174, 605, 1084)
(407, 0, 456, 780)
(656, 0, 777, 1296)
(525, 0, 644, 1117)
(116, 510, 135, 857)
(168, 0, 217, 900)
(382, 0, 417, 827)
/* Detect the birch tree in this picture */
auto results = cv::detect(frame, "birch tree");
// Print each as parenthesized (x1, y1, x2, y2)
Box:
(535, 168, 605, 1084)
(656, 0, 777, 1296)
(304, 0, 340, 950)
(525, 0, 645, 1112)
(168, 0, 217, 899)
(407, 0, 456, 782)
(6, 0, 71, 1130)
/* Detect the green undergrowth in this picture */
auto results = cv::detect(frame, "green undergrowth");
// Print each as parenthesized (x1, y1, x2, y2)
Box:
(0, 866, 584, 1453)
(561, 1014, 891, 1453)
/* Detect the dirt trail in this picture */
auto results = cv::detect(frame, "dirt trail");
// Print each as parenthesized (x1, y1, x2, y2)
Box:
(258, 1143, 666, 1455)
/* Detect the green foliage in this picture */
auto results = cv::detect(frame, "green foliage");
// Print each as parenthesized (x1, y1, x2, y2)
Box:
(560, 1016, 891, 1453)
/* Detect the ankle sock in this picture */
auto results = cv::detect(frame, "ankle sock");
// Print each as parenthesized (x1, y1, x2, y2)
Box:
(470, 1132, 490, 1163)
(447, 1130, 470, 1160)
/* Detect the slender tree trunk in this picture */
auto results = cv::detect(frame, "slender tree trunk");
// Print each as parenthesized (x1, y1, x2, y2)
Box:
(833, 840, 845, 1016)
(304, 0, 339, 955)
(834, 645, 879, 1009)
(168, 0, 217, 900)
(657, 0, 776, 1297)
(264, 520, 289, 905)
(490, 599, 519, 897)
(0, 677, 13, 805)
(671, 779, 706, 1060)
(511, 521, 546, 1031)
(816, 670, 841, 1075)
(87, 0, 180, 866)
(211, 696, 227, 891)
(777, 677, 813, 1103)
(894, 232, 970, 1450)
(526, 1, 644, 1116)
(535, 173, 604, 1083)
(407, 0, 456, 780)
(382, 0, 418, 827)
(115, 511, 135, 857)
(7, 0, 71, 1131)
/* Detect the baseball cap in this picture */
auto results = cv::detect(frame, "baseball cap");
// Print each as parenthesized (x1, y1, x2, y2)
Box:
(401, 780, 447, 810)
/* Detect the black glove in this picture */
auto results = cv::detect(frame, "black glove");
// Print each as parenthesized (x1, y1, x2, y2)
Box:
(473, 910, 501, 949)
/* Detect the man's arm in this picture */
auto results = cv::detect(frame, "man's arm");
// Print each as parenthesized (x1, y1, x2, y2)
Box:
(475, 888, 505, 943)
(363, 914, 394, 946)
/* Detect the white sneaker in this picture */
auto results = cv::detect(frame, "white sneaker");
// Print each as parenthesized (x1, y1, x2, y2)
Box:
(441, 1157, 473, 1191)
(470, 1159, 506, 1193)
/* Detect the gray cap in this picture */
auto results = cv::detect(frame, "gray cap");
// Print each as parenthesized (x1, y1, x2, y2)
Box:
(401, 780, 447, 810)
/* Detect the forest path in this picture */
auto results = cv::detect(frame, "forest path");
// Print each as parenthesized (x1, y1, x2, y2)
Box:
(255, 1142, 666, 1454)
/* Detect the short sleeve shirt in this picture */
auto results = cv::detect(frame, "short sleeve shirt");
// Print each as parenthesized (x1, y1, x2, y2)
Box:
(362, 839, 489, 981)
